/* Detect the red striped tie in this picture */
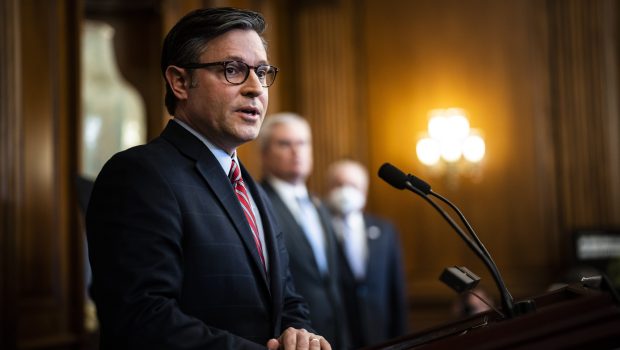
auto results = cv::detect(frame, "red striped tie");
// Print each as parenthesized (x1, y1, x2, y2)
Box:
(229, 159, 266, 269)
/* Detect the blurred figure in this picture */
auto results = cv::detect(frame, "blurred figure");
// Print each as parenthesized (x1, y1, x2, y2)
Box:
(326, 159, 409, 348)
(451, 287, 493, 318)
(259, 113, 350, 349)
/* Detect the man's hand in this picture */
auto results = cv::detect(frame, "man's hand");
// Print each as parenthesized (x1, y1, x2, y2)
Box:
(266, 327, 331, 350)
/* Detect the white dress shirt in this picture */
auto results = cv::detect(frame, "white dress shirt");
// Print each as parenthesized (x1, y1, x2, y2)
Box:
(267, 177, 328, 274)
(333, 211, 368, 279)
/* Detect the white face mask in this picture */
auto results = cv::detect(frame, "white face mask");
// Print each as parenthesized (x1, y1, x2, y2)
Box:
(327, 185, 366, 215)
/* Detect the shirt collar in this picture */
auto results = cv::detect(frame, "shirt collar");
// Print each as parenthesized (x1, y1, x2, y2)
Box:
(173, 118, 237, 174)
(268, 176, 309, 200)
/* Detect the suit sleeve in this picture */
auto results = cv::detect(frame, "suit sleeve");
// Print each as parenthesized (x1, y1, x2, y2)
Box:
(86, 150, 265, 350)
(278, 236, 316, 333)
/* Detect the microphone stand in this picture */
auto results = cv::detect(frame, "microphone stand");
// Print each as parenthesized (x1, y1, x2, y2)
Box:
(404, 181, 517, 318)
(428, 191, 513, 300)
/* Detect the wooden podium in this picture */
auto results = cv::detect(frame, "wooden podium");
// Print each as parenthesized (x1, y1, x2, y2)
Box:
(364, 284, 620, 349)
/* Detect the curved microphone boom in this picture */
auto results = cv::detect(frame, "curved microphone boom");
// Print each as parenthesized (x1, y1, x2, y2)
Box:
(428, 191, 507, 297)
(378, 163, 492, 266)
(378, 162, 517, 318)
(396, 166, 504, 296)
(384, 165, 504, 296)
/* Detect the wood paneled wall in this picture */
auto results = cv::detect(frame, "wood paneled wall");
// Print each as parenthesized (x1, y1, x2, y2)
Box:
(1, 0, 20, 348)
(548, 0, 620, 228)
(364, 0, 556, 326)
(361, 0, 619, 329)
(1, 0, 619, 347)
(285, 0, 368, 192)
(1, 0, 85, 349)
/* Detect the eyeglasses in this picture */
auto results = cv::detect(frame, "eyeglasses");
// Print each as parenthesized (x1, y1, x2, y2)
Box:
(181, 60, 279, 87)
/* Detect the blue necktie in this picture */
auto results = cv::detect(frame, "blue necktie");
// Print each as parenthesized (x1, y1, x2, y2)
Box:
(296, 195, 328, 274)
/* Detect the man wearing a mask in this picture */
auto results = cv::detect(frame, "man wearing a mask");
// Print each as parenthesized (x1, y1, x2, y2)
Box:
(326, 159, 410, 348)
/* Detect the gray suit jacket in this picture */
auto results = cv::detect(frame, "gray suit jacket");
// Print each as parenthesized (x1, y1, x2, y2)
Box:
(87, 120, 312, 349)
(261, 181, 350, 349)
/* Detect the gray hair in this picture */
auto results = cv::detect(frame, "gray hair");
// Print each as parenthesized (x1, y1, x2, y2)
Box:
(326, 159, 369, 189)
(258, 112, 311, 152)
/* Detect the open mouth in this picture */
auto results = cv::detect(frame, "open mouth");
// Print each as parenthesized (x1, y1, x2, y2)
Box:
(238, 107, 260, 116)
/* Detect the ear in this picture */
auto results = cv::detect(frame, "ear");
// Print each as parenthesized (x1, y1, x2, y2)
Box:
(165, 65, 191, 100)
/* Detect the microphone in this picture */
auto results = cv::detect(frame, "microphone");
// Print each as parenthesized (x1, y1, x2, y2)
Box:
(378, 162, 522, 318)
(377, 162, 409, 189)
(379, 163, 431, 194)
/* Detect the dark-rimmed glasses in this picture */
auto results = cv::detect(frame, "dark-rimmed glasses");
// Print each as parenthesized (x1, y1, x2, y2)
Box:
(181, 60, 278, 88)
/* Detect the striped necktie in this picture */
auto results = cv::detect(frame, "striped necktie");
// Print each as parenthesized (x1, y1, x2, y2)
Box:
(229, 159, 266, 269)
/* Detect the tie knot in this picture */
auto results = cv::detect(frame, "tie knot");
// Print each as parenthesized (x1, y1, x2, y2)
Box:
(229, 159, 242, 184)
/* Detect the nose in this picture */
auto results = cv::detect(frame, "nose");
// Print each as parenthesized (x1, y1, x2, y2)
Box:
(241, 69, 264, 97)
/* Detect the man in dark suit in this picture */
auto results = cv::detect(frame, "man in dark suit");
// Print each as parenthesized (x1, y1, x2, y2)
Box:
(258, 113, 350, 349)
(326, 159, 409, 348)
(86, 8, 331, 350)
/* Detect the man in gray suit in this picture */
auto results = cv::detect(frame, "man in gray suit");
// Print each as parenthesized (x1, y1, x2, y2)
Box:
(259, 113, 350, 349)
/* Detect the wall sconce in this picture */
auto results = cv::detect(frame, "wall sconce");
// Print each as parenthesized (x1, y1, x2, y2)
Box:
(416, 108, 485, 186)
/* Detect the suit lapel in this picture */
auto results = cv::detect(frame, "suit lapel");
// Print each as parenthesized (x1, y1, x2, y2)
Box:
(262, 183, 309, 244)
(313, 199, 339, 276)
(335, 220, 358, 281)
(161, 121, 269, 286)
(196, 161, 270, 283)
(364, 215, 381, 279)
(262, 181, 325, 276)
(243, 172, 283, 319)
(336, 214, 378, 282)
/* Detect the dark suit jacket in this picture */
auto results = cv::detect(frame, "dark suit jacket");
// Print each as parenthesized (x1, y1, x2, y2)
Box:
(336, 214, 409, 348)
(86, 120, 312, 349)
(261, 181, 350, 350)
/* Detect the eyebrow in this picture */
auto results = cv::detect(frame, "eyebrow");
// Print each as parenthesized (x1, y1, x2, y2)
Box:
(221, 55, 269, 65)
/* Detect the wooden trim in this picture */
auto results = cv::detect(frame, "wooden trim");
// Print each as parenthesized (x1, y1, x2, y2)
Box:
(548, 0, 620, 228)
(292, 0, 367, 195)
(0, 0, 21, 347)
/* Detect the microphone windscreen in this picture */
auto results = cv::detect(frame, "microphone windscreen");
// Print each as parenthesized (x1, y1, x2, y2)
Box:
(378, 163, 408, 190)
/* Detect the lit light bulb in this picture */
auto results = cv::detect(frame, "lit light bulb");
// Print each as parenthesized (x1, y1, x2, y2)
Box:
(463, 134, 485, 162)
(416, 137, 441, 165)
(440, 139, 462, 162)
(428, 115, 448, 141)
(446, 113, 470, 141)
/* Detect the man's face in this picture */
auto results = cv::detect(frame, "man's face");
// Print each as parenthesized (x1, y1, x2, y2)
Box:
(175, 29, 269, 153)
(329, 164, 368, 196)
(262, 122, 312, 184)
